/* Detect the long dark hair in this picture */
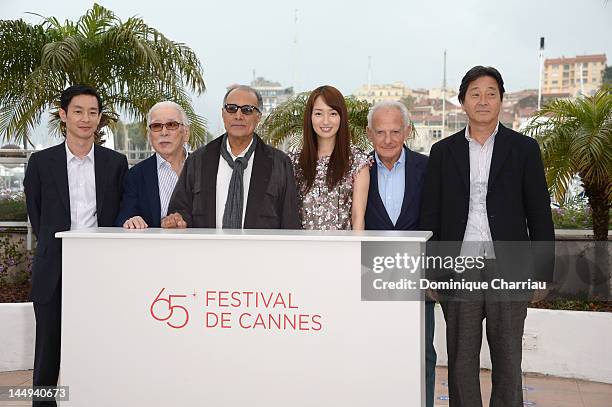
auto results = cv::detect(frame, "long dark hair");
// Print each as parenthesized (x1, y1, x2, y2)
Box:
(300, 85, 351, 192)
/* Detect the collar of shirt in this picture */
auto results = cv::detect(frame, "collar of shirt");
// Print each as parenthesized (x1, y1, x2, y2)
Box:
(465, 121, 499, 147)
(226, 137, 254, 160)
(155, 150, 187, 170)
(374, 148, 406, 172)
(65, 142, 95, 164)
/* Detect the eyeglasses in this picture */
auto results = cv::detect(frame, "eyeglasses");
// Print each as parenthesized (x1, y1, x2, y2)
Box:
(148, 121, 183, 132)
(223, 104, 261, 115)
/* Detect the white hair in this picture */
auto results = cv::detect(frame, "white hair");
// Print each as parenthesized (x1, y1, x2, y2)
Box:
(146, 101, 191, 127)
(367, 100, 410, 129)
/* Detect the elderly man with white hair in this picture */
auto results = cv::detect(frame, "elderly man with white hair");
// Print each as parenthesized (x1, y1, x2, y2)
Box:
(115, 101, 190, 228)
(364, 100, 437, 407)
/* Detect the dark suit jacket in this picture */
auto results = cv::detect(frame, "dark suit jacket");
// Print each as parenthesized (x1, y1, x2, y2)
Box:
(24, 142, 128, 303)
(115, 154, 162, 227)
(168, 134, 300, 229)
(419, 124, 555, 281)
(365, 146, 428, 231)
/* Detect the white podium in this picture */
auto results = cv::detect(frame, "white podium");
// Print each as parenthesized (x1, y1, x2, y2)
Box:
(57, 228, 431, 406)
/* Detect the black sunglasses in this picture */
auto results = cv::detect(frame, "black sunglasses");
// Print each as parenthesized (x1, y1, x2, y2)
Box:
(224, 104, 261, 115)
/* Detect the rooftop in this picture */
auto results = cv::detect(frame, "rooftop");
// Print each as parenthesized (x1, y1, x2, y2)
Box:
(545, 54, 607, 65)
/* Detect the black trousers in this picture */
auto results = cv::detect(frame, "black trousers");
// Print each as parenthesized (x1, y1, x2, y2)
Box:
(440, 261, 529, 407)
(32, 286, 61, 407)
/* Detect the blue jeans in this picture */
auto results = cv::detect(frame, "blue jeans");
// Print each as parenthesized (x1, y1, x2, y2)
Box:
(426, 300, 437, 407)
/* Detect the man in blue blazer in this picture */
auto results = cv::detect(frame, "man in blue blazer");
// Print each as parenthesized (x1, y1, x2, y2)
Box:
(364, 101, 436, 407)
(115, 101, 189, 228)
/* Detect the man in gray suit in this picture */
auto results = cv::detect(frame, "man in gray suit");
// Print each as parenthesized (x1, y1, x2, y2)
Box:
(163, 85, 299, 229)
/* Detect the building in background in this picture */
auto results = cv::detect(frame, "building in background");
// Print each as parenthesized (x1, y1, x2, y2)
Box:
(542, 54, 607, 98)
(250, 77, 294, 116)
(353, 82, 414, 104)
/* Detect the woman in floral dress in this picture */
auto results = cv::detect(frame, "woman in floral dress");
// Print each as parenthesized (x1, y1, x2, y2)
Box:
(290, 85, 370, 230)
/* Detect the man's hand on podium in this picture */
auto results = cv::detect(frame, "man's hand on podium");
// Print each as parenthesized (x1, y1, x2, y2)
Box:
(161, 212, 187, 229)
(123, 216, 148, 229)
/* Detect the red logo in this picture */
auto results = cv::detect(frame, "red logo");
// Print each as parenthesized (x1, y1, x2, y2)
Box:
(149, 288, 190, 329)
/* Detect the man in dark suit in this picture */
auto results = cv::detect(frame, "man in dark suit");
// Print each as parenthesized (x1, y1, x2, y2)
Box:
(420, 66, 554, 407)
(163, 85, 299, 229)
(24, 85, 127, 406)
(115, 101, 189, 228)
(364, 101, 436, 407)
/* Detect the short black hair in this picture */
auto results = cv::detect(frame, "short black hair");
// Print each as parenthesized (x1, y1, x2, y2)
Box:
(223, 85, 263, 111)
(60, 85, 102, 112)
(458, 66, 505, 104)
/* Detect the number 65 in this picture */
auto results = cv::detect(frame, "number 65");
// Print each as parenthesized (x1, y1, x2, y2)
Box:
(150, 288, 189, 329)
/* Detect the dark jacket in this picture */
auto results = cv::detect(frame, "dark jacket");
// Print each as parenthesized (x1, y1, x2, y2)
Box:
(168, 134, 300, 229)
(365, 146, 428, 231)
(115, 153, 162, 227)
(24, 142, 128, 303)
(419, 124, 555, 281)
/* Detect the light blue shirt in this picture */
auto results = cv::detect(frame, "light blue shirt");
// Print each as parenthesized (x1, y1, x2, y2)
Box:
(375, 148, 406, 225)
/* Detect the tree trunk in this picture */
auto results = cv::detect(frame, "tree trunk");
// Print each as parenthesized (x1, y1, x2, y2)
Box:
(584, 181, 610, 300)
(584, 182, 610, 241)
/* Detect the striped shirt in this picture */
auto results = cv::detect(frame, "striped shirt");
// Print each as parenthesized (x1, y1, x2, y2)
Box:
(156, 152, 186, 219)
(460, 122, 499, 258)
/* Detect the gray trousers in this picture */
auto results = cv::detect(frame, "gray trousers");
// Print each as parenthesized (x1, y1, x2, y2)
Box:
(440, 260, 529, 407)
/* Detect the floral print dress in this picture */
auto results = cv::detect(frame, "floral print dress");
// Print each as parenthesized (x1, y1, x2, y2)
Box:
(289, 146, 370, 230)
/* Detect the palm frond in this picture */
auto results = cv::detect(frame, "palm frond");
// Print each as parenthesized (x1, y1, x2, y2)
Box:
(259, 92, 373, 151)
(0, 4, 207, 146)
(524, 88, 612, 206)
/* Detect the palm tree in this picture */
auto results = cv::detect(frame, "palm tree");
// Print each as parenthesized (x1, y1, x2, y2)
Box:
(258, 92, 372, 151)
(524, 89, 611, 241)
(0, 3, 207, 147)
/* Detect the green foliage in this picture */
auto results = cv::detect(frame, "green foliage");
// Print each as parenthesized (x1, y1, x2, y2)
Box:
(0, 233, 31, 285)
(524, 89, 612, 240)
(400, 95, 416, 110)
(530, 289, 611, 312)
(552, 204, 593, 230)
(0, 191, 27, 221)
(0, 3, 208, 147)
(603, 66, 612, 85)
(258, 92, 373, 151)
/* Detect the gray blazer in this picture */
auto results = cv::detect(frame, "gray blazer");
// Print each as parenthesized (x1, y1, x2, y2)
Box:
(168, 134, 300, 229)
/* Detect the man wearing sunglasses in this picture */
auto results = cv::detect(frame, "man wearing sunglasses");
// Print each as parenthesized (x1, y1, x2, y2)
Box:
(162, 85, 300, 230)
(115, 101, 189, 228)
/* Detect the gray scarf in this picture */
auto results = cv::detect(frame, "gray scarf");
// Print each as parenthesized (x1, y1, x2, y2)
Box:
(220, 134, 257, 229)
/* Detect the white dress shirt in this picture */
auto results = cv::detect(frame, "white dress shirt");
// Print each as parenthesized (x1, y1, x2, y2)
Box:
(66, 143, 97, 230)
(216, 137, 255, 228)
(156, 152, 185, 219)
(460, 122, 499, 258)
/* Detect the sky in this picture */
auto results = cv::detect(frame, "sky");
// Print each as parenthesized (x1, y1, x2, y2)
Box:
(2, 0, 611, 144)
